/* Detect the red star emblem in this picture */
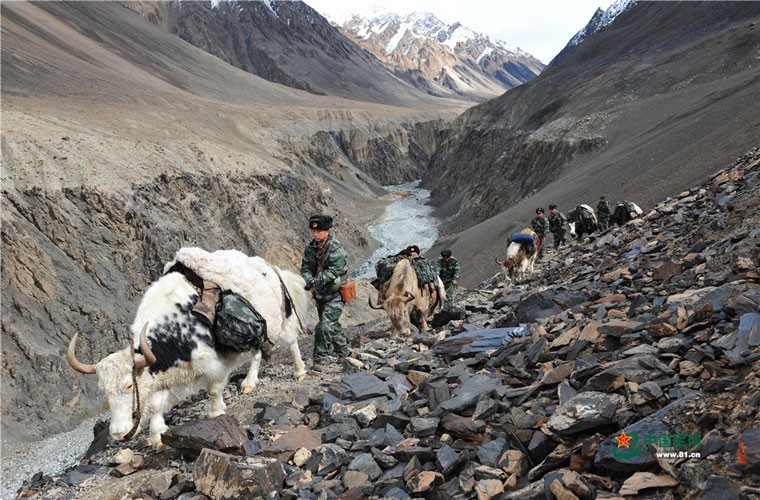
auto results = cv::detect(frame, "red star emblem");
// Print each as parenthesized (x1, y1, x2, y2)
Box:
(615, 431, 632, 448)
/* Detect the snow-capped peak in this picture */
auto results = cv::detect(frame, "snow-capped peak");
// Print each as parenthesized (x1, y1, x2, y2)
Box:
(569, 0, 637, 47)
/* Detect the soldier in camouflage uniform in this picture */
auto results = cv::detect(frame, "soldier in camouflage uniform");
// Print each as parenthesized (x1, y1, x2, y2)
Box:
(548, 204, 568, 249)
(437, 249, 461, 311)
(531, 207, 550, 259)
(597, 196, 612, 231)
(301, 214, 349, 366)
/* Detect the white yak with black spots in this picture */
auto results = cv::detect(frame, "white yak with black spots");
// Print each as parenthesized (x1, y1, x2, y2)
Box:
(67, 247, 309, 447)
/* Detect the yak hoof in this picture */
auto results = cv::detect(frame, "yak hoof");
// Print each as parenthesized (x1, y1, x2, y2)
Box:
(294, 372, 306, 382)
(241, 386, 255, 394)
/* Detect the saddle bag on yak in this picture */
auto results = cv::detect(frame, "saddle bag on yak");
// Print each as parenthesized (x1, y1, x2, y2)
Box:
(510, 233, 536, 247)
(213, 291, 268, 352)
(411, 258, 438, 287)
(375, 256, 402, 284)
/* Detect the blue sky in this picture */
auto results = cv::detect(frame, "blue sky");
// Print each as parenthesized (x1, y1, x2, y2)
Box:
(306, 0, 616, 64)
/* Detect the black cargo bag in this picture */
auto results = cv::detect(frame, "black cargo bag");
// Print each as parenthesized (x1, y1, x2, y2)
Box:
(213, 291, 268, 352)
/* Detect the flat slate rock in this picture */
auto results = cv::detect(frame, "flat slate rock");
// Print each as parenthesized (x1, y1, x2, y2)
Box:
(594, 395, 696, 471)
(433, 327, 531, 358)
(546, 392, 624, 436)
(332, 371, 390, 400)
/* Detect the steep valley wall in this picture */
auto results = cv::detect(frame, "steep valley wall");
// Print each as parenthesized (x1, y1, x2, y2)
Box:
(0, 114, 445, 441)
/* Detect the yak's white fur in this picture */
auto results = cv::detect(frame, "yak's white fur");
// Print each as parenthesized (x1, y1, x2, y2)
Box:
(160, 247, 309, 391)
(90, 248, 309, 447)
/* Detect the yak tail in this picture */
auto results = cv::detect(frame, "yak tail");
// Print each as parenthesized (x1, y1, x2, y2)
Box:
(277, 269, 311, 336)
(368, 294, 384, 310)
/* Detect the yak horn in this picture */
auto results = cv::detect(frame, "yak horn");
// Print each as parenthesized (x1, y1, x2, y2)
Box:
(403, 292, 415, 304)
(368, 295, 384, 310)
(495, 257, 504, 266)
(67, 333, 97, 374)
(134, 323, 156, 370)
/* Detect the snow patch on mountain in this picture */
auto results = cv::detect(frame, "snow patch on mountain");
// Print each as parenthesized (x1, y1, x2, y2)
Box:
(569, 0, 637, 47)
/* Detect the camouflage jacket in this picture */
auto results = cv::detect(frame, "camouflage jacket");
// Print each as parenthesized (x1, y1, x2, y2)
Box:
(436, 257, 461, 286)
(597, 200, 612, 217)
(548, 212, 567, 234)
(531, 216, 550, 238)
(300, 234, 348, 300)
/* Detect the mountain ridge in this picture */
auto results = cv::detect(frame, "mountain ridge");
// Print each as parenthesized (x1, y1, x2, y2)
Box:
(331, 9, 544, 101)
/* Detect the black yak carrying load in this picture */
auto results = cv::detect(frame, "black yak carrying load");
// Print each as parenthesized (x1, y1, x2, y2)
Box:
(611, 201, 644, 226)
(568, 204, 599, 238)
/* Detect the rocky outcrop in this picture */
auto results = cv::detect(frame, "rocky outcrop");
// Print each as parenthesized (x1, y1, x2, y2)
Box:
(301, 120, 445, 186)
(426, 125, 606, 226)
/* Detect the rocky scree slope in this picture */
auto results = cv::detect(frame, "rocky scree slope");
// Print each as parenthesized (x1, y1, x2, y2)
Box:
(16, 149, 760, 499)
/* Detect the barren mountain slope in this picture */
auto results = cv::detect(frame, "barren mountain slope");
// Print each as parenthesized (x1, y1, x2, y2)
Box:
(0, 1, 465, 441)
(424, 1, 760, 286)
(122, 0, 444, 108)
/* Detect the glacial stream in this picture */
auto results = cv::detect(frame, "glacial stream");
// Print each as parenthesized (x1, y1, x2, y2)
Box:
(354, 180, 439, 279)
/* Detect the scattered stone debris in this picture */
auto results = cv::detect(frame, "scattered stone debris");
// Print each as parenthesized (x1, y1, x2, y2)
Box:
(17, 149, 760, 499)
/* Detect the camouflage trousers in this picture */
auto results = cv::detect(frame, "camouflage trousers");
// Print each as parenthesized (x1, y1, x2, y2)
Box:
(598, 216, 610, 231)
(314, 294, 347, 362)
(553, 230, 566, 248)
(443, 283, 457, 311)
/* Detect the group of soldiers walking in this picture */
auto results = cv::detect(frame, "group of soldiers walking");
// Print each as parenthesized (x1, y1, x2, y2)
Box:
(530, 196, 612, 255)
(301, 196, 613, 366)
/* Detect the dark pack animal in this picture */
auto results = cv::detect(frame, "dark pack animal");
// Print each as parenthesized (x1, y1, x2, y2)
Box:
(567, 204, 598, 239)
(610, 201, 643, 226)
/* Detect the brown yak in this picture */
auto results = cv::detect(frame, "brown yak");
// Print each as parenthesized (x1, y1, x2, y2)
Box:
(497, 228, 539, 283)
(369, 258, 445, 337)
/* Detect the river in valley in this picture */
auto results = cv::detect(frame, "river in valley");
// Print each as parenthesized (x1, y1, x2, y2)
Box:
(354, 180, 439, 279)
